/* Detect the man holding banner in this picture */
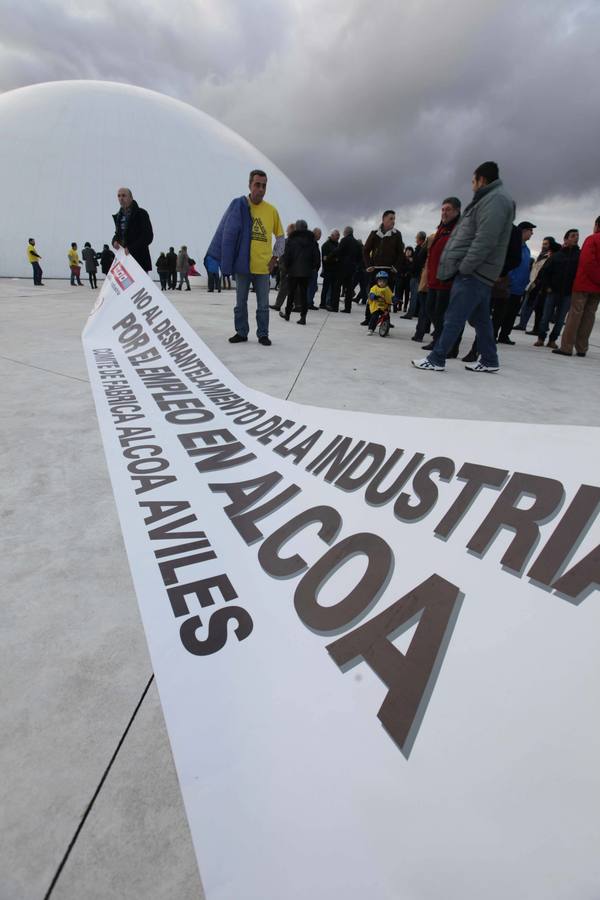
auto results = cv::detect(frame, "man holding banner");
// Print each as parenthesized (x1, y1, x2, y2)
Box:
(207, 169, 285, 346)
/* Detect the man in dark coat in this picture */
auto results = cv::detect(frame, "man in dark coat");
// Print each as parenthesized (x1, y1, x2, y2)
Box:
(281, 220, 321, 324)
(319, 229, 340, 309)
(363, 210, 405, 292)
(331, 226, 363, 313)
(534, 229, 580, 348)
(112, 187, 154, 272)
(166, 246, 178, 289)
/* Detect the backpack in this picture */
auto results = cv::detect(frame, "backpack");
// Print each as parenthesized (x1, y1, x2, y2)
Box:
(501, 225, 522, 276)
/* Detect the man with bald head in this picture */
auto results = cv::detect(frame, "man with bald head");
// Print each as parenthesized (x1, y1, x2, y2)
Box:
(112, 187, 154, 272)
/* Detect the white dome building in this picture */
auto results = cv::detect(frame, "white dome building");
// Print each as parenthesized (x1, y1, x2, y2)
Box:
(0, 81, 325, 279)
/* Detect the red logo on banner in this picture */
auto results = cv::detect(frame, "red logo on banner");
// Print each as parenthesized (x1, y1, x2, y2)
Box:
(111, 262, 134, 292)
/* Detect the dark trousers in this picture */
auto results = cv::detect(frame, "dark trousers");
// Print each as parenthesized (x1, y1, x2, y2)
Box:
(492, 293, 522, 340)
(331, 272, 355, 312)
(286, 276, 310, 318)
(31, 261, 43, 285)
(88, 272, 98, 289)
(207, 272, 221, 292)
(426, 288, 451, 342)
(168, 270, 177, 289)
(158, 272, 168, 290)
(414, 292, 430, 339)
(320, 271, 338, 308)
(274, 271, 289, 309)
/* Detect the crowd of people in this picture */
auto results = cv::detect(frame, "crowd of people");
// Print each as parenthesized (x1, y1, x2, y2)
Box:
(25, 170, 600, 366)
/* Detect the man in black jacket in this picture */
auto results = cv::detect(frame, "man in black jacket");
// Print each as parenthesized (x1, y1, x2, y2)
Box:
(330, 226, 363, 313)
(281, 220, 321, 324)
(112, 188, 154, 272)
(319, 230, 340, 310)
(401, 230, 427, 319)
(534, 229, 580, 348)
(166, 246, 178, 289)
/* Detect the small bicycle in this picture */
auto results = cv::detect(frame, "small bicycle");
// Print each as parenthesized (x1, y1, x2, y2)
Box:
(374, 308, 391, 337)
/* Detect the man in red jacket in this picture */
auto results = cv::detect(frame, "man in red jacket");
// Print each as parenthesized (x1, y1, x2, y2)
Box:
(421, 197, 461, 352)
(553, 216, 600, 357)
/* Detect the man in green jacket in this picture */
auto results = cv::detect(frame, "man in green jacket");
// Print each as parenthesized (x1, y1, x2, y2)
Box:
(412, 161, 514, 373)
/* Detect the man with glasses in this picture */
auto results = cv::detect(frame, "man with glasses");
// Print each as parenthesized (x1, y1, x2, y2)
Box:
(207, 169, 284, 346)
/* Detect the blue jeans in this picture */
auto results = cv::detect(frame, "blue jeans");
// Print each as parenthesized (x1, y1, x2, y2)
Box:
(234, 272, 270, 338)
(307, 271, 318, 306)
(428, 274, 498, 368)
(407, 277, 419, 315)
(538, 292, 571, 342)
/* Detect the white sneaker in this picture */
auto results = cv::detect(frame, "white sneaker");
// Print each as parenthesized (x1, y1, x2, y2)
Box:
(367, 329, 374, 335)
(465, 361, 499, 373)
(411, 358, 444, 371)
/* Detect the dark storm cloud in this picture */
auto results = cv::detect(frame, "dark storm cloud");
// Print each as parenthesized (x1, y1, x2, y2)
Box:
(1, 0, 599, 228)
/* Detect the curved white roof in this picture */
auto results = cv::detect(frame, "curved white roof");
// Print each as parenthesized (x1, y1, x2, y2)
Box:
(0, 80, 325, 278)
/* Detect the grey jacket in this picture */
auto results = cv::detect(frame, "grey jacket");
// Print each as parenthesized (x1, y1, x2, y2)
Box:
(438, 179, 515, 285)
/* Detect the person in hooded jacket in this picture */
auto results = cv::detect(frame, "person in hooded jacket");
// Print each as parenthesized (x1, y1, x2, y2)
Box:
(534, 229, 580, 348)
(281, 220, 321, 324)
(155, 252, 170, 291)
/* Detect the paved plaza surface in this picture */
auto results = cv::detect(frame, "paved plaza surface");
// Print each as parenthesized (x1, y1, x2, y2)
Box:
(2, 276, 599, 900)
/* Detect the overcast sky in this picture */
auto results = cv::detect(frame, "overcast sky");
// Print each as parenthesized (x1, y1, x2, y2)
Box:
(2, 0, 599, 247)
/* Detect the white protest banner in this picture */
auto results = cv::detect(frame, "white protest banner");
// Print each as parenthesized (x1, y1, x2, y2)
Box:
(83, 251, 600, 899)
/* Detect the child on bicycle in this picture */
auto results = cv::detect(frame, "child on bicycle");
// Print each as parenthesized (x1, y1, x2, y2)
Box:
(365, 270, 393, 334)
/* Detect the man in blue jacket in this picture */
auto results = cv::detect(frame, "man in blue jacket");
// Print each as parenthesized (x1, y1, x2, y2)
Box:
(206, 169, 285, 346)
(493, 221, 535, 344)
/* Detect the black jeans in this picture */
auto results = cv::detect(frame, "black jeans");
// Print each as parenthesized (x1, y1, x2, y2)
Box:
(492, 293, 522, 340)
(168, 270, 177, 289)
(31, 261, 43, 285)
(88, 272, 98, 289)
(207, 272, 221, 292)
(286, 276, 310, 318)
(427, 288, 451, 343)
(320, 271, 338, 308)
(159, 272, 168, 290)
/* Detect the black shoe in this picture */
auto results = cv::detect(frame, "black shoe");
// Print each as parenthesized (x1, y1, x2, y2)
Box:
(360, 321, 369, 326)
(185, 287, 191, 291)
(576, 352, 586, 357)
(279, 310, 286, 318)
(341, 309, 351, 313)
(176, 286, 182, 290)
(422, 342, 435, 350)
(400, 314, 413, 319)
(259, 336, 272, 346)
(269, 304, 281, 310)
(411, 335, 423, 342)
(308, 304, 318, 310)
(552, 348, 572, 357)
(297, 318, 306, 325)
(525, 330, 537, 335)
(497, 337, 515, 345)
(462, 350, 477, 363)
(229, 333, 248, 343)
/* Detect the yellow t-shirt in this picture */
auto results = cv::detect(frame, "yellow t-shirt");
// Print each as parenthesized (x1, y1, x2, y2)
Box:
(248, 200, 283, 275)
(68, 248, 80, 267)
(368, 284, 393, 313)
(27, 244, 39, 263)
